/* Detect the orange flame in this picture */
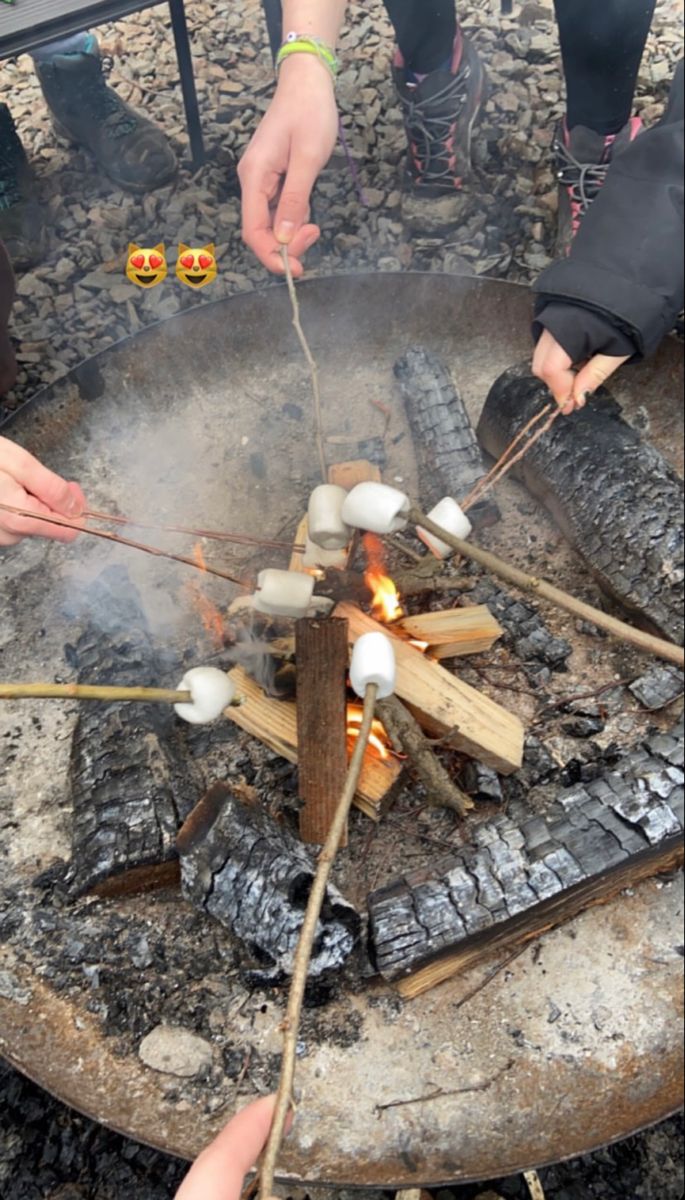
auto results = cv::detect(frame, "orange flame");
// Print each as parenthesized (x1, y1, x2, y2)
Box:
(346, 703, 392, 761)
(363, 533, 403, 624)
(185, 542, 225, 648)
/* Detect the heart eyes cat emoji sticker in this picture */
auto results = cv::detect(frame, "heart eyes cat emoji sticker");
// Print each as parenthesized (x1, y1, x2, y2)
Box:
(126, 243, 167, 289)
(175, 243, 218, 290)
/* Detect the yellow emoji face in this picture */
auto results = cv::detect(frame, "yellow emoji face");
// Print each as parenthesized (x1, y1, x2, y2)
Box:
(176, 243, 218, 290)
(126, 243, 167, 289)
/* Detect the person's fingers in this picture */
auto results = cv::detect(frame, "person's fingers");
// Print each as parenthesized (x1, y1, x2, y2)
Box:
(175, 1095, 278, 1200)
(572, 354, 630, 406)
(274, 149, 322, 247)
(532, 332, 576, 414)
(250, 224, 320, 278)
(0, 475, 82, 545)
(0, 439, 85, 517)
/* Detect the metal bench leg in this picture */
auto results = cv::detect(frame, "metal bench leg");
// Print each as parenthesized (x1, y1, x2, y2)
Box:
(168, 0, 205, 170)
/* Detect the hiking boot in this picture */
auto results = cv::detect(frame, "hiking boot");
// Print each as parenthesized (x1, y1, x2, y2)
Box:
(0, 104, 48, 271)
(34, 37, 177, 195)
(393, 30, 486, 196)
(554, 117, 642, 255)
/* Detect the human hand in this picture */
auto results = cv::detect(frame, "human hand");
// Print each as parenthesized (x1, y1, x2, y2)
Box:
(239, 55, 339, 277)
(0, 436, 86, 547)
(175, 1095, 278, 1200)
(532, 330, 629, 416)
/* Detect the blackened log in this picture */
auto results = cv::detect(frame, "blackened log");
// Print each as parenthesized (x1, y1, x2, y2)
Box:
(178, 782, 361, 979)
(465, 569, 572, 679)
(478, 366, 685, 645)
(368, 723, 684, 993)
(66, 566, 200, 897)
(394, 347, 500, 528)
(296, 618, 349, 845)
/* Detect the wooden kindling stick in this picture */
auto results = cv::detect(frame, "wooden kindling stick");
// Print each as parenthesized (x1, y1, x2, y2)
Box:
(408, 506, 685, 668)
(0, 503, 250, 588)
(256, 681, 379, 1200)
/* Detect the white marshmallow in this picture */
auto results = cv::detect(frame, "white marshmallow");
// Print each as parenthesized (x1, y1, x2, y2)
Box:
(174, 667, 236, 725)
(308, 485, 352, 551)
(341, 482, 410, 535)
(417, 497, 473, 559)
(350, 633, 397, 700)
(254, 569, 315, 619)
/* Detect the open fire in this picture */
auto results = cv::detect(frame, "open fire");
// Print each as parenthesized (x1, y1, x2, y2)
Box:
(363, 533, 403, 624)
(346, 703, 393, 761)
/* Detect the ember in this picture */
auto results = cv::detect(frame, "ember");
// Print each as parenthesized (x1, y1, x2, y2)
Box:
(363, 533, 403, 623)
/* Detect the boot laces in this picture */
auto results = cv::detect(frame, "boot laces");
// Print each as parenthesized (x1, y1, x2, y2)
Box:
(403, 68, 470, 181)
(555, 137, 610, 217)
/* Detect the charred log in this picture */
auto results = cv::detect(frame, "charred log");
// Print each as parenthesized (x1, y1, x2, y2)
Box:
(368, 723, 684, 992)
(465, 569, 572, 680)
(177, 782, 361, 981)
(478, 366, 685, 645)
(66, 566, 200, 897)
(394, 346, 501, 528)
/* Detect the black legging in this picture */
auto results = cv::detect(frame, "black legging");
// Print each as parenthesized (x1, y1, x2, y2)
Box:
(383, 0, 656, 135)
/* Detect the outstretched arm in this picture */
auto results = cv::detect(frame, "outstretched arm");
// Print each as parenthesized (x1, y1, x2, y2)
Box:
(239, 0, 347, 276)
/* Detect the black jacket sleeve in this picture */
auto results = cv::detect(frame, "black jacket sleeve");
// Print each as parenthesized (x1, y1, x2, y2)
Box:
(533, 60, 684, 362)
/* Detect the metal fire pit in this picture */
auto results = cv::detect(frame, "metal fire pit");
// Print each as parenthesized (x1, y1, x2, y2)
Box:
(0, 274, 682, 1186)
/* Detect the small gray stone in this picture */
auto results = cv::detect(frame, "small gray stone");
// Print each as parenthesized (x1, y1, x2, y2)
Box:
(139, 1025, 213, 1078)
(629, 668, 684, 712)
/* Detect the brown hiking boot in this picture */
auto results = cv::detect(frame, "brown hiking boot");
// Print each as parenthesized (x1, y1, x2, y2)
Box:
(0, 103, 49, 272)
(34, 39, 177, 195)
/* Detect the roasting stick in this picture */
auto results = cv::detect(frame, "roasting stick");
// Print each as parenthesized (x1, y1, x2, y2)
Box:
(0, 502, 250, 588)
(460, 404, 559, 512)
(257, 635, 396, 1200)
(83, 508, 305, 552)
(408, 505, 685, 668)
(0, 683, 193, 704)
(280, 246, 327, 483)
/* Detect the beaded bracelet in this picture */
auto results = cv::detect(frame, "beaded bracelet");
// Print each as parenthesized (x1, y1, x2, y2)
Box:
(276, 32, 340, 79)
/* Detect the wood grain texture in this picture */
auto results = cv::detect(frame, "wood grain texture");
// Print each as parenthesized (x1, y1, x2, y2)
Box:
(296, 619, 349, 845)
(399, 605, 504, 659)
(334, 602, 525, 775)
(225, 667, 402, 819)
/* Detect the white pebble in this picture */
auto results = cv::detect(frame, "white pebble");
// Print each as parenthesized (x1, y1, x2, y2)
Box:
(174, 667, 235, 725)
(350, 633, 397, 700)
(308, 485, 352, 551)
(417, 498, 473, 559)
(341, 482, 410, 535)
(253, 569, 315, 619)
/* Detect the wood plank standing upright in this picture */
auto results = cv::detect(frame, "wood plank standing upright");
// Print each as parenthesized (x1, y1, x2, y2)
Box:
(295, 618, 350, 846)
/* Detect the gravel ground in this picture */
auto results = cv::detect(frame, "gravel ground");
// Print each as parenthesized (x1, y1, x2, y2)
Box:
(0, 0, 683, 1195)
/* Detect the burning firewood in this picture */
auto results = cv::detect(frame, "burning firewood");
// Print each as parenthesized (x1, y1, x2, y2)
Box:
(398, 605, 504, 659)
(66, 567, 201, 898)
(368, 723, 684, 995)
(177, 782, 361, 983)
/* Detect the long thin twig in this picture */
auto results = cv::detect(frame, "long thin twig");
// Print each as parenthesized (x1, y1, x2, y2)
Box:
(84, 508, 304, 552)
(462, 405, 560, 513)
(0, 682, 191, 704)
(0, 681, 244, 707)
(257, 682, 379, 1200)
(375, 1060, 514, 1115)
(0, 503, 249, 588)
(280, 246, 327, 483)
(408, 505, 685, 668)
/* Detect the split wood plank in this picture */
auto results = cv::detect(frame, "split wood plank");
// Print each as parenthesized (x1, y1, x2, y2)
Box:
(296, 618, 350, 845)
(225, 667, 402, 820)
(399, 605, 504, 659)
(333, 603, 525, 775)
